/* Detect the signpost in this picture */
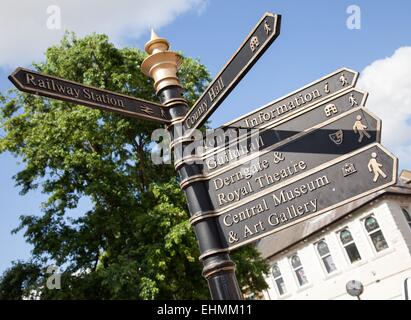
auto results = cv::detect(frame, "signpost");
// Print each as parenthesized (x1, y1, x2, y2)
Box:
(208, 143, 397, 250)
(186, 108, 381, 210)
(8, 11, 399, 301)
(9, 68, 171, 123)
(181, 12, 281, 135)
(222, 67, 358, 129)
(176, 88, 368, 171)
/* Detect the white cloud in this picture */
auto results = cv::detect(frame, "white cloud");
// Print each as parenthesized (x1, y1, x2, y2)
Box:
(358, 47, 411, 169)
(0, 0, 206, 67)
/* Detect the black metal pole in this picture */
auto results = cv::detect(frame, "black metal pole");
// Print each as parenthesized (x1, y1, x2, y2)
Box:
(141, 30, 243, 300)
(158, 85, 242, 300)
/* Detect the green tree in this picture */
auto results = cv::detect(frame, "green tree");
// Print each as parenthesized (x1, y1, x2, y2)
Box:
(0, 33, 269, 299)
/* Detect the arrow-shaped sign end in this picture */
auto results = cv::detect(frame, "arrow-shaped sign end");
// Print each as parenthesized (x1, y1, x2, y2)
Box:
(8, 68, 22, 90)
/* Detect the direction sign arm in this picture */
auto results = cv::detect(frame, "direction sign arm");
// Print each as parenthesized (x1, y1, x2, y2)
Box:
(181, 12, 281, 134)
(8, 67, 172, 124)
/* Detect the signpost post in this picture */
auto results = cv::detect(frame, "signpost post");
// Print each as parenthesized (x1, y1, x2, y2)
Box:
(139, 13, 282, 299)
(8, 11, 398, 300)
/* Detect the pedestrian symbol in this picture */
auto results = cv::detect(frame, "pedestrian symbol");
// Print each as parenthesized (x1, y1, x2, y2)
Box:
(353, 115, 371, 143)
(349, 93, 358, 107)
(368, 152, 387, 182)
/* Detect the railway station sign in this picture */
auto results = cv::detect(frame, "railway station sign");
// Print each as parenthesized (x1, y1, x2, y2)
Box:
(9, 68, 171, 123)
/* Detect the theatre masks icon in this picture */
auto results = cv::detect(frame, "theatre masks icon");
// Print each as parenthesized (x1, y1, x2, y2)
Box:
(329, 129, 343, 145)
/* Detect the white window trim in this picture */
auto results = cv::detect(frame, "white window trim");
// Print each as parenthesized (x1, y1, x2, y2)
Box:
(314, 239, 338, 276)
(361, 214, 389, 255)
(336, 227, 363, 266)
(288, 253, 310, 289)
(270, 263, 287, 297)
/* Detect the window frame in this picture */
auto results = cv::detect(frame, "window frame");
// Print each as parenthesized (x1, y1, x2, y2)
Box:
(338, 227, 362, 264)
(314, 239, 338, 275)
(288, 253, 309, 288)
(401, 206, 411, 228)
(362, 214, 389, 253)
(270, 263, 287, 296)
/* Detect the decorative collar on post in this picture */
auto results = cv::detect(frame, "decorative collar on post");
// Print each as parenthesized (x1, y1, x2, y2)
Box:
(141, 29, 182, 95)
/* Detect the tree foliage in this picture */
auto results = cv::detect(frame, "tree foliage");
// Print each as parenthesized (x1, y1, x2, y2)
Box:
(0, 33, 269, 299)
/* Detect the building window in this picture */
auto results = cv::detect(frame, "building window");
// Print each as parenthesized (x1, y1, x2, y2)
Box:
(316, 240, 337, 273)
(364, 216, 388, 252)
(271, 264, 286, 295)
(290, 254, 308, 286)
(402, 207, 411, 228)
(339, 228, 361, 263)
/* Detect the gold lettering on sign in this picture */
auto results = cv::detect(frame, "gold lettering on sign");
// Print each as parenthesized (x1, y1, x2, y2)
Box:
(222, 199, 269, 227)
(243, 89, 322, 128)
(206, 135, 265, 171)
(272, 175, 330, 206)
(268, 199, 318, 227)
(243, 220, 265, 239)
(208, 77, 225, 102)
(83, 89, 125, 107)
(186, 100, 208, 129)
(254, 160, 307, 189)
(216, 181, 254, 206)
(24, 72, 125, 108)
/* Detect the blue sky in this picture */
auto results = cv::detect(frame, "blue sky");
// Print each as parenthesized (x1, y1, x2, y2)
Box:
(1, 0, 411, 274)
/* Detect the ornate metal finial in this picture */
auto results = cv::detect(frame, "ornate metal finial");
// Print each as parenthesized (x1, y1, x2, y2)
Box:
(141, 29, 181, 94)
(144, 29, 170, 54)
